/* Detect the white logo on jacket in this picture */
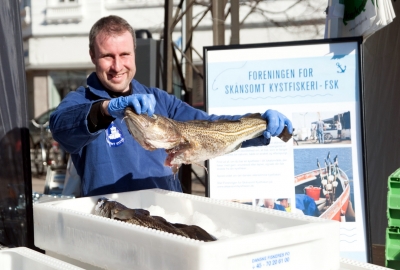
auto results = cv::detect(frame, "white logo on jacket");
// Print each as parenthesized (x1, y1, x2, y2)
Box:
(106, 122, 124, 147)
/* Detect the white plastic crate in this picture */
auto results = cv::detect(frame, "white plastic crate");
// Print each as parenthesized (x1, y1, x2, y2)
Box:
(34, 189, 341, 270)
(0, 247, 84, 270)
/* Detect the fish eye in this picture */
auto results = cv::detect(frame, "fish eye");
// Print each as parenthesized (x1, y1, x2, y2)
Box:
(96, 197, 110, 208)
(95, 200, 104, 213)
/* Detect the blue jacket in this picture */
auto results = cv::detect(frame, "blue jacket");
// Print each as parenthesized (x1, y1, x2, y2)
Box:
(295, 194, 320, 217)
(274, 203, 286, 211)
(261, 203, 286, 211)
(50, 73, 269, 197)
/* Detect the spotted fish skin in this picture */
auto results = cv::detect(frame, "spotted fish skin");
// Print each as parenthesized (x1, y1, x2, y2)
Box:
(124, 108, 279, 172)
(94, 198, 216, 242)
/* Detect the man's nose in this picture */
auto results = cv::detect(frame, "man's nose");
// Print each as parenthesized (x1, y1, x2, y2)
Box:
(111, 56, 122, 71)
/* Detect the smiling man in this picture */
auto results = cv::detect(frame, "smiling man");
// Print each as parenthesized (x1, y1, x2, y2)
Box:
(49, 15, 293, 197)
(91, 31, 135, 93)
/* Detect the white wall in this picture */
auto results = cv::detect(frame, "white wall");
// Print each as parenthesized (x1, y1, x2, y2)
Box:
(27, 36, 92, 68)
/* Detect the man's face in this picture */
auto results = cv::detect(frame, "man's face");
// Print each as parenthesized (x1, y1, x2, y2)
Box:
(279, 199, 288, 208)
(90, 30, 136, 93)
(264, 199, 274, 209)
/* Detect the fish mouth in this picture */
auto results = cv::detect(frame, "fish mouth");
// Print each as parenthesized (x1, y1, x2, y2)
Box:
(164, 144, 191, 174)
(164, 139, 192, 166)
(164, 151, 176, 167)
(164, 147, 187, 175)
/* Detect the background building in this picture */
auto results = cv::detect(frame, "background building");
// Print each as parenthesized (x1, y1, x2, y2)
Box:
(19, 0, 326, 120)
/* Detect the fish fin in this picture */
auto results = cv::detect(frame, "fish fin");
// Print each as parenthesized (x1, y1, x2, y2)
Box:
(170, 223, 189, 228)
(134, 209, 150, 216)
(226, 142, 242, 154)
(277, 126, 293, 142)
(187, 119, 240, 125)
(187, 114, 263, 125)
(152, 215, 168, 223)
(242, 113, 263, 120)
(152, 216, 179, 230)
(177, 225, 217, 242)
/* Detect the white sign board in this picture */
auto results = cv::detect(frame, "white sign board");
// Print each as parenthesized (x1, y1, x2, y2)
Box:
(204, 38, 368, 262)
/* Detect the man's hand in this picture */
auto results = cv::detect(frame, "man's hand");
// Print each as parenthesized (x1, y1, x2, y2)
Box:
(104, 94, 156, 118)
(262, 109, 293, 139)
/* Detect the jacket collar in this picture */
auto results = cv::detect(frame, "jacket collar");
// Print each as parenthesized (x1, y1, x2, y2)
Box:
(86, 72, 145, 98)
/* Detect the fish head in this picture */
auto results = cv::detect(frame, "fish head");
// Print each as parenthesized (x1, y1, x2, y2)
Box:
(124, 108, 182, 150)
(94, 197, 113, 218)
(94, 197, 128, 218)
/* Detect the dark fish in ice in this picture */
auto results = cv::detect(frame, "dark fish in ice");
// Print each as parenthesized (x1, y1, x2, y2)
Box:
(94, 197, 216, 242)
(124, 107, 292, 173)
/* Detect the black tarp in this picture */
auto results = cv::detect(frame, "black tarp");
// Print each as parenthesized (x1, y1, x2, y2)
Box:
(0, 0, 34, 248)
(363, 2, 400, 246)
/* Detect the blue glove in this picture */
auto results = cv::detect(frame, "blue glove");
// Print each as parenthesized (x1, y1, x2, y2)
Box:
(107, 94, 156, 118)
(262, 109, 293, 139)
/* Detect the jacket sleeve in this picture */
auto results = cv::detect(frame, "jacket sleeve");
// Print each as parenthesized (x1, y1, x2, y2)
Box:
(49, 89, 105, 154)
(152, 88, 269, 147)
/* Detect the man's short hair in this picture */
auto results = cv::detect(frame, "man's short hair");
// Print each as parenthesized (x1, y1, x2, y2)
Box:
(89, 15, 136, 54)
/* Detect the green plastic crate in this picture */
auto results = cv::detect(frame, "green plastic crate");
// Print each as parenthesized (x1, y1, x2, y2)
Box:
(387, 191, 400, 226)
(386, 227, 400, 269)
(388, 168, 400, 191)
(387, 169, 400, 227)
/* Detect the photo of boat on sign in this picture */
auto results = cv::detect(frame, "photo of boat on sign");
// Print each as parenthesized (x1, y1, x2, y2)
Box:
(291, 111, 351, 146)
(293, 147, 355, 222)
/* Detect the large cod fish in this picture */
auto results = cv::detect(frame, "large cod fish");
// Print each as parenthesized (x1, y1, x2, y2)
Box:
(124, 107, 292, 173)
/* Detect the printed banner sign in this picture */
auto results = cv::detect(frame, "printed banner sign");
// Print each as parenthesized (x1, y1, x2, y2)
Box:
(204, 37, 368, 262)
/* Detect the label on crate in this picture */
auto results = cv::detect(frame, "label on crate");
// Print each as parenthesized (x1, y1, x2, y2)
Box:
(251, 251, 291, 269)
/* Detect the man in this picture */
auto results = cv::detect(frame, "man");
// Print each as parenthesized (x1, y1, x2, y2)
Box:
(277, 198, 304, 215)
(262, 199, 286, 211)
(277, 198, 290, 212)
(316, 118, 325, 144)
(49, 15, 293, 197)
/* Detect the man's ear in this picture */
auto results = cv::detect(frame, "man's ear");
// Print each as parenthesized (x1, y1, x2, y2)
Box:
(89, 50, 95, 64)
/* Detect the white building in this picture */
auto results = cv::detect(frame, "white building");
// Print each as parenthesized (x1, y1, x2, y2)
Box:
(19, 0, 326, 120)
